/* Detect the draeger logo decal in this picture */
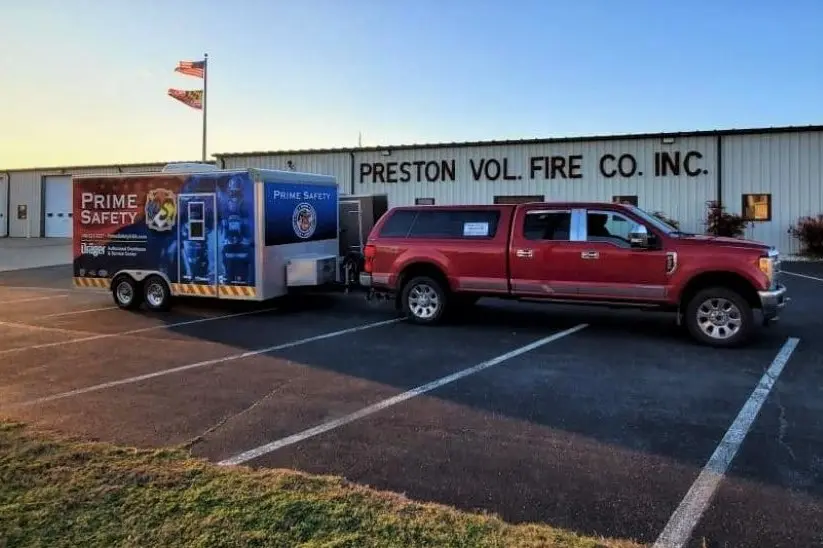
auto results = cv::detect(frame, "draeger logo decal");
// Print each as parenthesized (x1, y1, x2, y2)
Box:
(145, 188, 177, 232)
(292, 202, 317, 239)
(81, 243, 107, 258)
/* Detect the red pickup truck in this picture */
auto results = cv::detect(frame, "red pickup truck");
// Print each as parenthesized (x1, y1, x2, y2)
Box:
(358, 201, 788, 347)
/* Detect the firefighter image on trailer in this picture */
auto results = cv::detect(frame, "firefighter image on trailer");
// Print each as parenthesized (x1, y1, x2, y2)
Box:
(219, 174, 253, 285)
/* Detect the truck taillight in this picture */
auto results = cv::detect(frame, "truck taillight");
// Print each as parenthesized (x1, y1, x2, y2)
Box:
(364, 244, 376, 273)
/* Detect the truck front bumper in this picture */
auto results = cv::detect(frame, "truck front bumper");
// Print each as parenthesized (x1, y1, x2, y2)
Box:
(758, 283, 788, 321)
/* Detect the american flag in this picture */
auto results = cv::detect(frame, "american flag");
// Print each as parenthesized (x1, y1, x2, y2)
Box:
(175, 60, 205, 79)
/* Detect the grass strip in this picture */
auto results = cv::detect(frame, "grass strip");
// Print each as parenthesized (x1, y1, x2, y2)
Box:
(0, 421, 643, 548)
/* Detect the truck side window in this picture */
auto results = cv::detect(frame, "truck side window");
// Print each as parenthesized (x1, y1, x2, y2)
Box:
(379, 210, 418, 238)
(586, 210, 635, 246)
(523, 211, 572, 241)
(408, 210, 500, 239)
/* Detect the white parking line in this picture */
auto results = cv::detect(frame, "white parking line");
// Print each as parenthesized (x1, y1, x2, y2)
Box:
(0, 286, 71, 292)
(0, 307, 279, 356)
(4, 317, 403, 409)
(0, 294, 69, 305)
(782, 270, 823, 283)
(652, 336, 800, 548)
(35, 306, 118, 319)
(218, 323, 589, 467)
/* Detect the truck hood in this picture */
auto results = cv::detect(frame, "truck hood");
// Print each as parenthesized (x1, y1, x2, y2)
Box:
(674, 233, 771, 251)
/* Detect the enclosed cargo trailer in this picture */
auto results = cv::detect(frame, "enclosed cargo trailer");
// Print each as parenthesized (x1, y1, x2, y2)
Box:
(71, 167, 341, 311)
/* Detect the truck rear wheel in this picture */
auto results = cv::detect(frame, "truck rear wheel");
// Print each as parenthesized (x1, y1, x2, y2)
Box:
(401, 275, 448, 325)
(685, 286, 754, 348)
(112, 275, 142, 310)
(143, 275, 172, 312)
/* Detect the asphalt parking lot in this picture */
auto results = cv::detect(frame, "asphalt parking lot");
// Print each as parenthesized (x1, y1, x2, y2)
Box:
(1, 264, 821, 548)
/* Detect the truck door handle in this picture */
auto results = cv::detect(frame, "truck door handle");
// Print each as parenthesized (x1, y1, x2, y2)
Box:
(581, 250, 599, 259)
(516, 249, 534, 258)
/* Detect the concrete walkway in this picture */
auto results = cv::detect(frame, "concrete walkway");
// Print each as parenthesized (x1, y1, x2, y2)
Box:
(0, 237, 72, 272)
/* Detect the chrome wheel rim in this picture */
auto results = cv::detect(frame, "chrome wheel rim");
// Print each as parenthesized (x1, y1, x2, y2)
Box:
(116, 281, 133, 304)
(696, 297, 742, 339)
(146, 282, 165, 308)
(408, 283, 440, 319)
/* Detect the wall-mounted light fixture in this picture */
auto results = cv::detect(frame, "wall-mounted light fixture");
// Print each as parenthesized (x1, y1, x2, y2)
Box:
(381, 150, 391, 156)
(661, 136, 676, 144)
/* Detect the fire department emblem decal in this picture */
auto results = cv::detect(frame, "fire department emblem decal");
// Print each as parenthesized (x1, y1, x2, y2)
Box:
(145, 188, 177, 232)
(292, 202, 317, 239)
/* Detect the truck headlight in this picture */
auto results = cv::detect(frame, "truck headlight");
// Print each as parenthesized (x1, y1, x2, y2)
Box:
(759, 256, 774, 283)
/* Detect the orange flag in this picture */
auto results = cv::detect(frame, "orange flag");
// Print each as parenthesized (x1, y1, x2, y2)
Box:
(167, 88, 203, 110)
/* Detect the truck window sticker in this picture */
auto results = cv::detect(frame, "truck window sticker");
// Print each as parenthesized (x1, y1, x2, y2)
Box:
(463, 222, 489, 237)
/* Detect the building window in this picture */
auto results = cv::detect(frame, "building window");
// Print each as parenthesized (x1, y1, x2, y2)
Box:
(742, 193, 771, 221)
(493, 195, 544, 205)
(415, 197, 435, 205)
(612, 195, 638, 206)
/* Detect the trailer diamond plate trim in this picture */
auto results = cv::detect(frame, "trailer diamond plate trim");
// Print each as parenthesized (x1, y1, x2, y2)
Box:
(73, 277, 111, 289)
(218, 285, 257, 298)
(171, 283, 218, 297)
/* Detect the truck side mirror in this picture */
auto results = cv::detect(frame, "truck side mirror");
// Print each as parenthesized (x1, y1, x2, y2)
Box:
(629, 224, 650, 248)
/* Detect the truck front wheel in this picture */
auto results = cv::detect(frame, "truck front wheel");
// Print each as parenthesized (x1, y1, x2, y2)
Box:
(685, 286, 754, 348)
(401, 275, 448, 325)
(112, 275, 142, 310)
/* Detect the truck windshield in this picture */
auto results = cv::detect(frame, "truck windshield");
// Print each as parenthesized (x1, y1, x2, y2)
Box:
(625, 205, 682, 235)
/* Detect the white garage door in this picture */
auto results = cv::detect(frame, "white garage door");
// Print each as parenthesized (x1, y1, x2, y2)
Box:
(44, 175, 73, 238)
(0, 175, 7, 237)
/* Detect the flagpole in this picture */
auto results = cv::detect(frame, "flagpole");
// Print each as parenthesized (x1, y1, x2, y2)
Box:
(202, 53, 208, 162)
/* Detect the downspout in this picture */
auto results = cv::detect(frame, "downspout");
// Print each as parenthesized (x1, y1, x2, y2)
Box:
(716, 135, 723, 208)
(219, 156, 226, 169)
(349, 151, 355, 195)
(3, 171, 10, 238)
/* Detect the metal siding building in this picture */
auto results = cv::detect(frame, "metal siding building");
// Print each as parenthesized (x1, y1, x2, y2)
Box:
(217, 125, 823, 254)
(720, 130, 823, 255)
(2, 161, 205, 238)
(2, 125, 821, 255)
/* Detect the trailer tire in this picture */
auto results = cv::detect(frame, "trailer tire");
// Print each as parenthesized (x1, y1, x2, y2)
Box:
(143, 275, 172, 312)
(401, 275, 448, 325)
(112, 275, 142, 310)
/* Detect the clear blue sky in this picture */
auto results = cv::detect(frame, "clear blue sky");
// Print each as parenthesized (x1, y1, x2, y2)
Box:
(2, 0, 822, 168)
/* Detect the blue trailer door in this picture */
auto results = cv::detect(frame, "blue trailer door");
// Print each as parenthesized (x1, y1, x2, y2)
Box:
(176, 193, 218, 297)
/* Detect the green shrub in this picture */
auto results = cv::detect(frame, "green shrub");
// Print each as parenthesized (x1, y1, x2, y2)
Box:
(789, 214, 823, 257)
(705, 200, 750, 237)
(650, 211, 680, 230)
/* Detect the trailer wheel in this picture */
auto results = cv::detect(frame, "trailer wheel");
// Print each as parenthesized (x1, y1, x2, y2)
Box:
(143, 275, 172, 312)
(112, 275, 142, 310)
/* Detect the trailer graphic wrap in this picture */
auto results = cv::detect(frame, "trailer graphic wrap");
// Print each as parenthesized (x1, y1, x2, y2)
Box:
(72, 172, 256, 290)
(263, 181, 338, 246)
(215, 173, 255, 286)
